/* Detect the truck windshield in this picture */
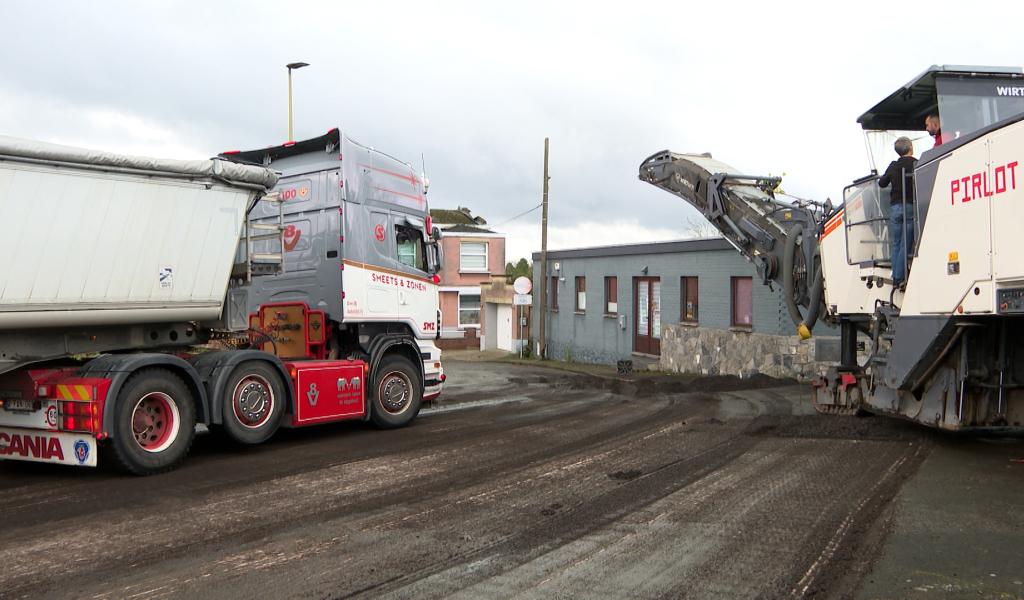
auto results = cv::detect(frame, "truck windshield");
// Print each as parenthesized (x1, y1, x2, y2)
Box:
(936, 77, 1024, 141)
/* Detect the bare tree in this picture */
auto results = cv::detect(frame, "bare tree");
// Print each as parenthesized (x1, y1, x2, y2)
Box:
(684, 216, 720, 239)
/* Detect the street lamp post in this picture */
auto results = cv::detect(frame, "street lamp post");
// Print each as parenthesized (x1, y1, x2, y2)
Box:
(286, 62, 309, 142)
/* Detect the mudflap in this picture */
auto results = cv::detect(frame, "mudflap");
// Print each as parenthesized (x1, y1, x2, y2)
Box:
(0, 427, 98, 467)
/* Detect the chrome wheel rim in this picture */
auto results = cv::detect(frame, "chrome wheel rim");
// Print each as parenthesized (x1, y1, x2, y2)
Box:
(232, 375, 274, 428)
(379, 371, 412, 415)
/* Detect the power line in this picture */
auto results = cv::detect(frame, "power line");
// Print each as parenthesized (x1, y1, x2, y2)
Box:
(492, 202, 543, 228)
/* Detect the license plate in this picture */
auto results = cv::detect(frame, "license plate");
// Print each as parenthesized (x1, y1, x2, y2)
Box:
(3, 399, 36, 412)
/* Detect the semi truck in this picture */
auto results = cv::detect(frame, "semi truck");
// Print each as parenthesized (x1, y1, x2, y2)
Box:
(0, 127, 445, 474)
(640, 65, 1024, 431)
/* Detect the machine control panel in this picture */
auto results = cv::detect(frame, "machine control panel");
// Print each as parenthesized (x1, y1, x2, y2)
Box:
(996, 288, 1024, 314)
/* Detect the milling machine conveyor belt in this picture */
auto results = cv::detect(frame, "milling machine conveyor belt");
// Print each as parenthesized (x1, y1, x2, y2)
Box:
(638, 150, 826, 334)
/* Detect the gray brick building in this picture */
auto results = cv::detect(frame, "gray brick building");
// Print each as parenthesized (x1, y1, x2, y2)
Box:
(531, 239, 837, 378)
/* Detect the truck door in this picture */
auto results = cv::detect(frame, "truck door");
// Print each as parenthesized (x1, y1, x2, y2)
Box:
(364, 210, 400, 317)
(393, 216, 436, 337)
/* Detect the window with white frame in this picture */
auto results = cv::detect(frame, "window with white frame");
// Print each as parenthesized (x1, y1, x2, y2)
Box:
(460, 241, 488, 272)
(459, 294, 481, 327)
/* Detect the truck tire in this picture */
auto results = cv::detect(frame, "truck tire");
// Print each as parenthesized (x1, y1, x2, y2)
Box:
(370, 355, 422, 429)
(106, 369, 196, 475)
(221, 361, 286, 444)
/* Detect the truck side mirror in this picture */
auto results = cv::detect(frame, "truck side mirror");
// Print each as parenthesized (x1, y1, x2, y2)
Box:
(431, 226, 442, 242)
(429, 238, 444, 275)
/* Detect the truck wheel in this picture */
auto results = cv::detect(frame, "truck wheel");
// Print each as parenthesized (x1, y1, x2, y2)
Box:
(107, 369, 196, 475)
(221, 361, 286, 444)
(370, 355, 422, 429)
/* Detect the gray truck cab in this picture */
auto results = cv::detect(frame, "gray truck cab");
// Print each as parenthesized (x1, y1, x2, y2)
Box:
(221, 128, 444, 398)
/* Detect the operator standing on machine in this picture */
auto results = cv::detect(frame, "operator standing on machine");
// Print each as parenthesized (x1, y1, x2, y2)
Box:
(878, 136, 917, 288)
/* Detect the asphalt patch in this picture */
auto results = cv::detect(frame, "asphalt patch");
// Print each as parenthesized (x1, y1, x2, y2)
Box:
(540, 503, 563, 516)
(607, 469, 643, 481)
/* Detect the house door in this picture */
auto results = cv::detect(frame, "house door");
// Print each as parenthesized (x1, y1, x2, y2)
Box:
(496, 304, 513, 351)
(633, 277, 661, 355)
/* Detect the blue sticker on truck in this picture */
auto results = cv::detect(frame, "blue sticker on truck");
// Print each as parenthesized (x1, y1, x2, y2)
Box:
(74, 440, 90, 465)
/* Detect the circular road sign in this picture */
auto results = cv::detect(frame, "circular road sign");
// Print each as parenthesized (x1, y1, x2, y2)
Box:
(513, 276, 532, 295)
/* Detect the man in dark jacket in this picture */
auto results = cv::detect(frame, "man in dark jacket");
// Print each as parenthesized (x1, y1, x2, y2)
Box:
(879, 136, 917, 287)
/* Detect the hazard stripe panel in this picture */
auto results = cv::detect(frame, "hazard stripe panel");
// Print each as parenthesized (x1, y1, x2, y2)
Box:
(55, 385, 94, 401)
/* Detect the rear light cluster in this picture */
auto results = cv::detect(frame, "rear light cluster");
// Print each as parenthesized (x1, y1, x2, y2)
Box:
(60, 401, 99, 434)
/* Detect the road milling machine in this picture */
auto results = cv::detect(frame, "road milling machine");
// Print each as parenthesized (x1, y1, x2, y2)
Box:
(640, 65, 1024, 431)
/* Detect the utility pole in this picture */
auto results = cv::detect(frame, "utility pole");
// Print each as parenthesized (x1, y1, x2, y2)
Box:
(538, 138, 550, 359)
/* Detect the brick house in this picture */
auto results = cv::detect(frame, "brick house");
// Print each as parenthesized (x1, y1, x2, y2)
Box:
(430, 207, 511, 350)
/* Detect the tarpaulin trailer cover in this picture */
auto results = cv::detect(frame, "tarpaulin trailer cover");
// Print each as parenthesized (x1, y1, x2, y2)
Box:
(0, 136, 279, 189)
(0, 136, 279, 328)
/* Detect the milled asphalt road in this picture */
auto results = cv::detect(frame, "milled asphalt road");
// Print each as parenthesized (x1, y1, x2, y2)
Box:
(0, 359, 1021, 599)
(856, 435, 1024, 599)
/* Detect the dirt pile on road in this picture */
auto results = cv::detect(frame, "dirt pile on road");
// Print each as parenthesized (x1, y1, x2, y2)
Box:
(512, 371, 798, 396)
(746, 413, 930, 442)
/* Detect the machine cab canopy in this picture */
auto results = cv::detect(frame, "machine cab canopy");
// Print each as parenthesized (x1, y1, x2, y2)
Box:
(857, 65, 1024, 140)
(841, 66, 1024, 270)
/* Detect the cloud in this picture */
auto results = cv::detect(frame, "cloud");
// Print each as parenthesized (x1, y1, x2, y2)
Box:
(498, 218, 707, 265)
(0, 90, 207, 158)
(3, 1, 1023, 255)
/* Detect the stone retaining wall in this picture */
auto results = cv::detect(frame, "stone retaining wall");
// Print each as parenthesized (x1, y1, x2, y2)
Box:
(660, 324, 838, 381)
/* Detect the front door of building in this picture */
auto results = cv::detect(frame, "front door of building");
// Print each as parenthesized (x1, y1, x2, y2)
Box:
(633, 277, 661, 355)
(496, 304, 513, 351)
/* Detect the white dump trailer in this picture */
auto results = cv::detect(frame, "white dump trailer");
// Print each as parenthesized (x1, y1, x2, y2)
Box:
(0, 136, 277, 328)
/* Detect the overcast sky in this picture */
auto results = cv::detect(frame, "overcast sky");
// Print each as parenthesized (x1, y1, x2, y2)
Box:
(3, 2, 1021, 262)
